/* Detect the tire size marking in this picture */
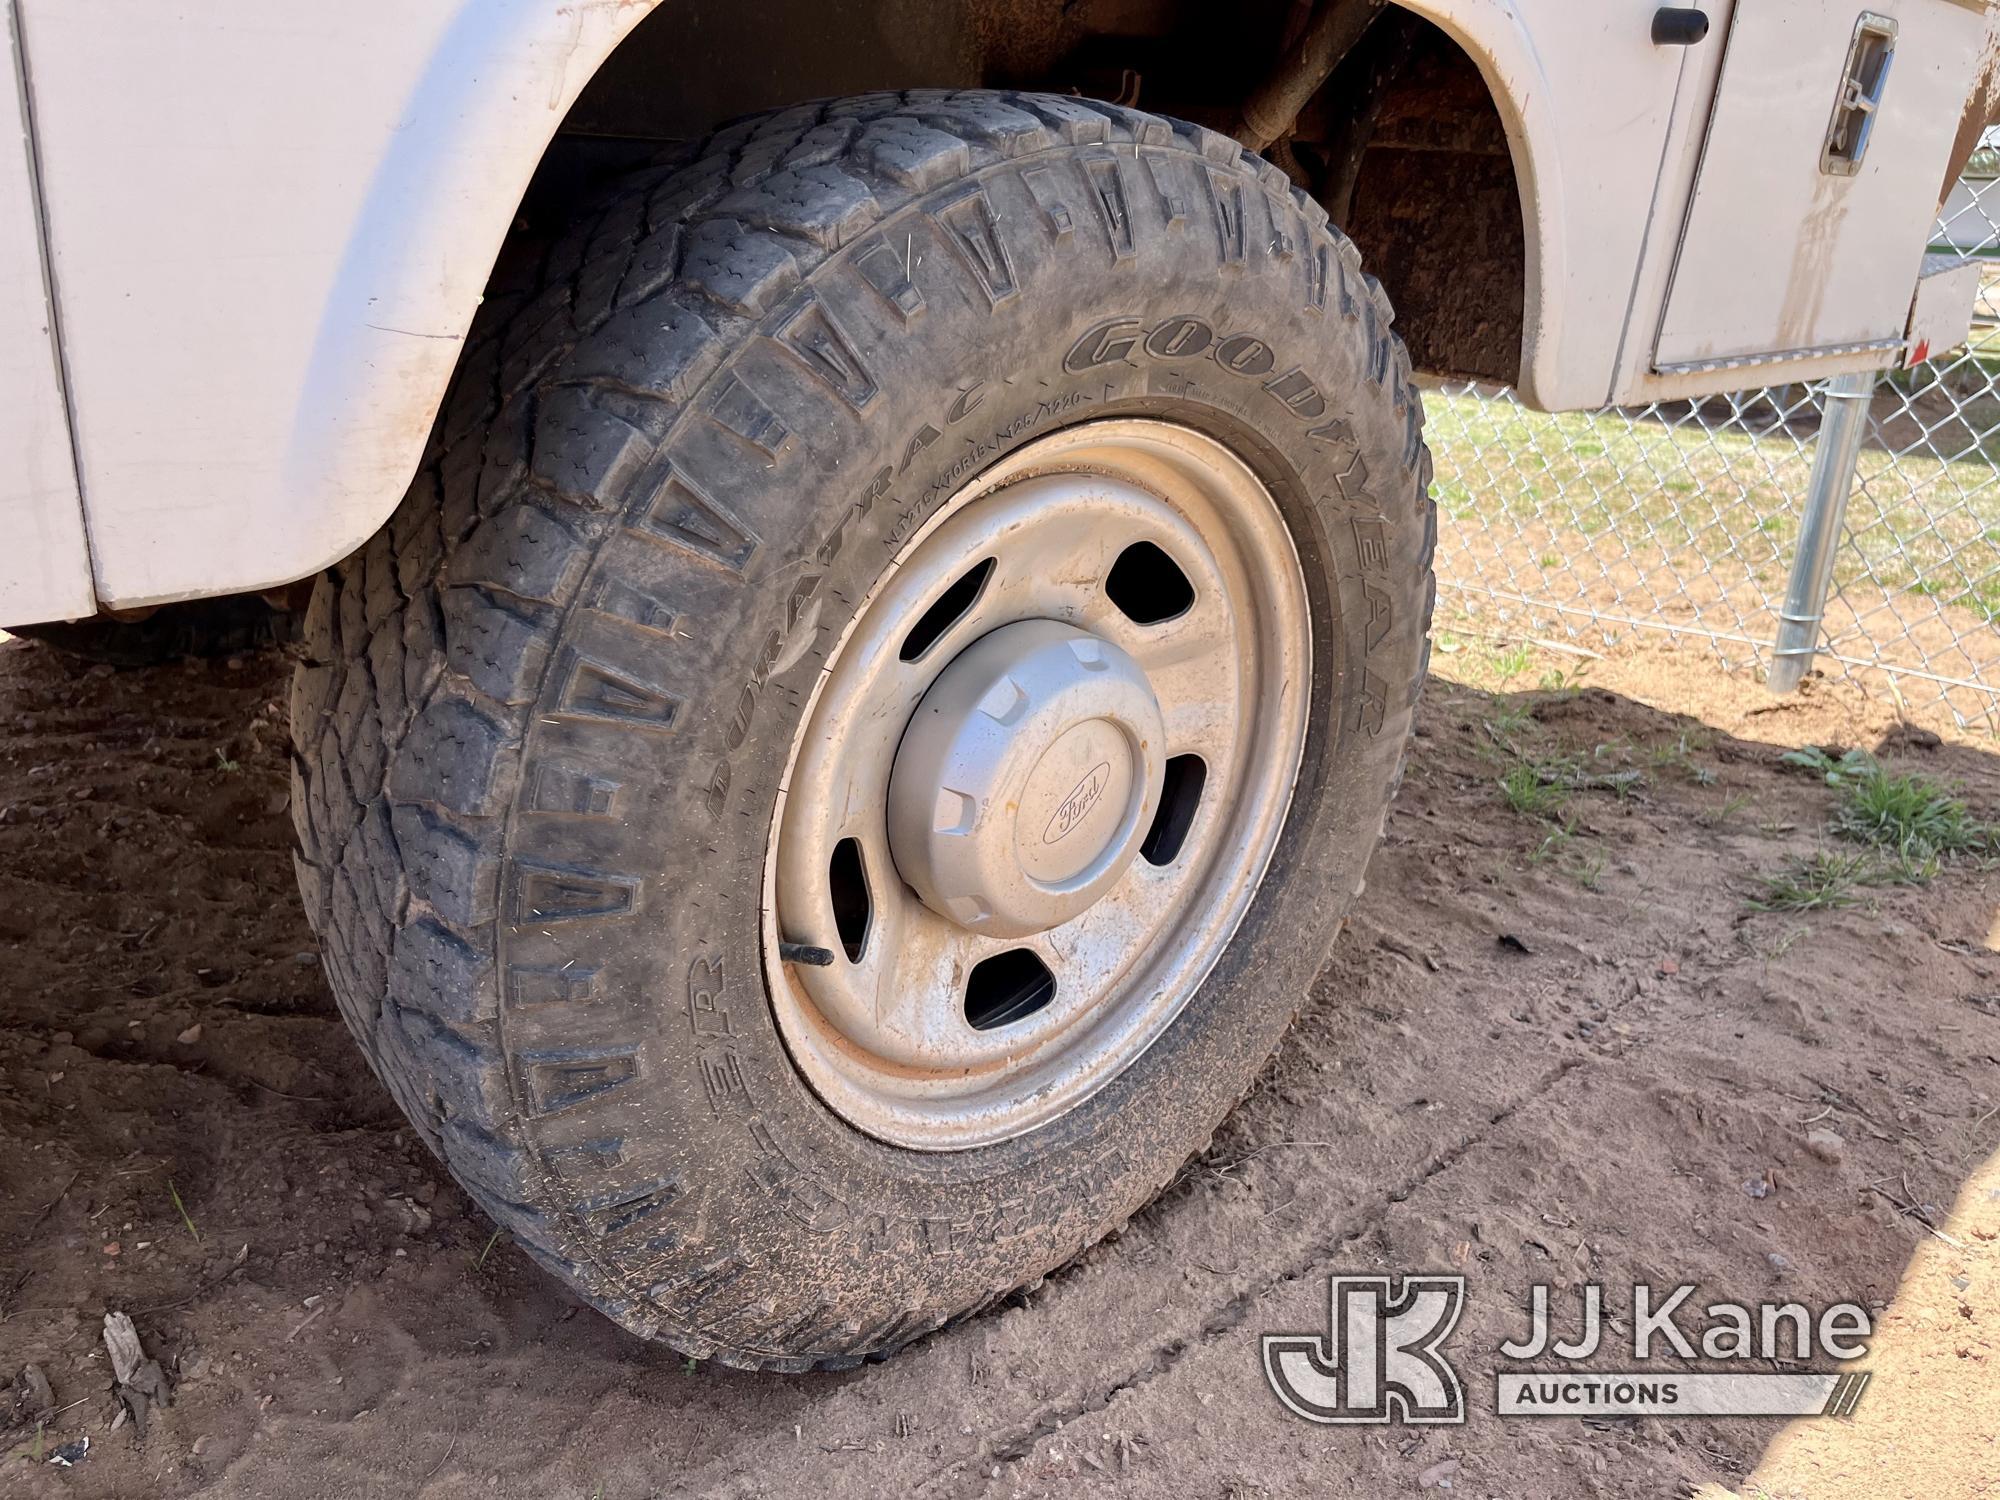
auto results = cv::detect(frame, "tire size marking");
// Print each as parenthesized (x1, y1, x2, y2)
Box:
(910, 389, 1091, 515)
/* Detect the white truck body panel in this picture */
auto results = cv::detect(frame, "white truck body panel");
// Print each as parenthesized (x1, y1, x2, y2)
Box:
(1653, 0, 1984, 372)
(1906, 251, 1987, 363)
(0, 0, 1987, 626)
(1403, 0, 1681, 410)
(19, 0, 652, 621)
(0, 1, 92, 624)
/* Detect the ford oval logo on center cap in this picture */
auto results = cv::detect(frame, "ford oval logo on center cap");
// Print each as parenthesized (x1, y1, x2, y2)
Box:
(1044, 762, 1112, 844)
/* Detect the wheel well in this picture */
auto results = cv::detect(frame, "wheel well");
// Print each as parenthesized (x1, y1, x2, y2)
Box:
(501, 0, 1527, 386)
(1280, 15, 1526, 386)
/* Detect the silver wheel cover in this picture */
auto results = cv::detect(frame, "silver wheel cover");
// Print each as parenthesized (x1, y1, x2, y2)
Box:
(762, 420, 1311, 1150)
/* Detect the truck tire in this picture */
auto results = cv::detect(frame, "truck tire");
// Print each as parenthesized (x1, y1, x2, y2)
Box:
(289, 90, 1433, 1370)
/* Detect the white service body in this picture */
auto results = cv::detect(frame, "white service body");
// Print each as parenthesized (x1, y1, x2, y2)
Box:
(1, 0, 1991, 627)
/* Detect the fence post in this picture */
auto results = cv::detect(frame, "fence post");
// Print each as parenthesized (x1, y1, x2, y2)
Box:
(1767, 369, 1875, 694)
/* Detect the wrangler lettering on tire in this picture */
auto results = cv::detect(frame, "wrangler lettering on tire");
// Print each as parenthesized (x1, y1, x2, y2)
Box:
(290, 90, 1434, 1370)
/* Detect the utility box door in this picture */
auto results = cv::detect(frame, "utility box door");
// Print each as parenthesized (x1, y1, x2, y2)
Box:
(1653, 0, 1987, 372)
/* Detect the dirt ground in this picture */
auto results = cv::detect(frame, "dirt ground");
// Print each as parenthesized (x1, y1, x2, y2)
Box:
(2, 631, 1996, 1499)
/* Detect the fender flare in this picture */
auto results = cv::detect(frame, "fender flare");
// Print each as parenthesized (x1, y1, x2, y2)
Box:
(1396, 0, 1563, 404)
(282, 0, 665, 590)
(291, 0, 1564, 595)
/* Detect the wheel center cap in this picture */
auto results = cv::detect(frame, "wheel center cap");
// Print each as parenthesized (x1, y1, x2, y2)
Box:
(887, 620, 1166, 937)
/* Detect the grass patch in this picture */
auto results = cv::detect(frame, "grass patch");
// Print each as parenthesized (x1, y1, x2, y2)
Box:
(1501, 762, 1567, 818)
(1752, 747, 1997, 912)
(1435, 633, 1594, 698)
(1495, 733, 1646, 820)
(1486, 717, 1647, 885)
(1484, 703, 1536, 737)
(1748, 850, 1874, 912)
(1426, 387, 2000, 612)
(1833, 765, 1993, 860)
(1538, 748, 1645, 799)
(1704, 791, 1753, 826)
(1535, 662, 1589, 695)
(1648, 732, 1718, 786)
(1782, 746, 1996, 870)
(473, 1228, 505, 1271)
(1490, 642, 1536, 685)
(1525, 814, 1577, 864)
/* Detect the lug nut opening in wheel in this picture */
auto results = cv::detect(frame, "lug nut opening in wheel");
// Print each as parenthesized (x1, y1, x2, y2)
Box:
(1141, 754, 1209, 867)
(1106, 539, 1196, 624)
(765, 420, 1310, 1150)
(964, 949, 1059, 1031)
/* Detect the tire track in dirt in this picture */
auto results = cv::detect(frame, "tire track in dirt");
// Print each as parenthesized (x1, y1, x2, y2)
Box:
(955, 1057, 1591, 1489)
(668, 1041, 1593, 1500)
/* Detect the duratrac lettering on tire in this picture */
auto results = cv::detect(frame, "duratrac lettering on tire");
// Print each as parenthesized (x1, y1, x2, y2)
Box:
(290, 91, 1434, 1372)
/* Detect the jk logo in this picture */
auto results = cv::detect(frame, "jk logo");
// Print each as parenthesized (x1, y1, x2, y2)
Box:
(1262, 1275, 1467, 1424)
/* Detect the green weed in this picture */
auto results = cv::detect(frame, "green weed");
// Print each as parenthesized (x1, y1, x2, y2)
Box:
(1502, 762, 1567, 818)
(1748, 850, 1873, 913)
(169, 1180, 199, 1243)
(1783, 746, 1996, 873)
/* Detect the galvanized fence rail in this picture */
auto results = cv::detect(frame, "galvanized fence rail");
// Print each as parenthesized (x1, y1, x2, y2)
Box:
(1428, 148, 2000, 733)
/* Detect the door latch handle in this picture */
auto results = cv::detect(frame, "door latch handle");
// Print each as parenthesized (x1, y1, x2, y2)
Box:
(1822, 12, 1897, 175)
(1651, 7, 1710, 45)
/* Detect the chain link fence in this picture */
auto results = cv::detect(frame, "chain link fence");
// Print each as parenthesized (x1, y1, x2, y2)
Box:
(1428, 142, 2000, 733)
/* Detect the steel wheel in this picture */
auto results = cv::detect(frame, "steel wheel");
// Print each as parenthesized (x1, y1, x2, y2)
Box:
(765, 419, 1311, 1150)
